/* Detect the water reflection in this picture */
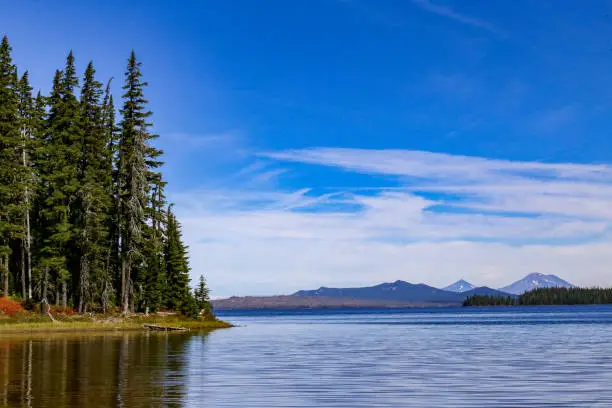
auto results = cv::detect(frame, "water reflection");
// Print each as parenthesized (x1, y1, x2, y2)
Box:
(3, 307, 612, 407)
(0, 332, 206, 408)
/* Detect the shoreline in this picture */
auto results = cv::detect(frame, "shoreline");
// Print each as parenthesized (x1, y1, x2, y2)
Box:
(0, 316, 233, 334)
(0, 321, 233, 334)
(0, 297, 233, 334)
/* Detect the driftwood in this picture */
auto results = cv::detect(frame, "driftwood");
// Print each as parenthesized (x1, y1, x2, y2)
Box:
(40, 299, 55, 322)
(143, 324, 188, 332)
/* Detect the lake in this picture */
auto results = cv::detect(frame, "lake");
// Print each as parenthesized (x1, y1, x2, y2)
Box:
(2, 305, 612, 407)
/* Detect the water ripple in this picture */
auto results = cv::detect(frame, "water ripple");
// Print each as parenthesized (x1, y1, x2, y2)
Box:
(2, 306, 612, 407)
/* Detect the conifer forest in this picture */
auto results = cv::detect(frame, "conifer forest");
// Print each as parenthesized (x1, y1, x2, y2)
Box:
(463, 287, 612, 307)
(0, 36, 208, 315)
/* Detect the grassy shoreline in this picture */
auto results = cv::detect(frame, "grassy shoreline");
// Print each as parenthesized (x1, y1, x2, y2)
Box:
(0, 313, 233, 334)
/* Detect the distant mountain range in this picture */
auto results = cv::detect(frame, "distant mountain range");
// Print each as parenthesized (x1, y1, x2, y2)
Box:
(294, 281, 516, 304)
(212, 273, 575, 309)
(441, 274, 574, 295)
(295, 280, 461, 303)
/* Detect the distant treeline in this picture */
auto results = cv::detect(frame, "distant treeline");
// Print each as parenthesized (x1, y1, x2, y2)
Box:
(463, 287, 612, 306)
(463, 295, 516, 306)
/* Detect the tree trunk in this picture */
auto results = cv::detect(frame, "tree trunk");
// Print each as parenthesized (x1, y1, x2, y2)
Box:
(25, 209, 32, 300)
(55, 277, 60, 306)
(3, 255, 8, 297)
(121, 258, 126, 311)
(62, 281, 67, 309)
(42, 267, 48, 302)
(21, 242, 26, 299)
(102, 251, 111, 314)
(122, 264, 131, 314)
(22, 132, 32, 300)
(78, 255, 89, 313)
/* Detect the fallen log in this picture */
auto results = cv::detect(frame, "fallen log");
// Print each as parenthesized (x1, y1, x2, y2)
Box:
(40, 299, 55, 322)
(143, 324, 188, 331)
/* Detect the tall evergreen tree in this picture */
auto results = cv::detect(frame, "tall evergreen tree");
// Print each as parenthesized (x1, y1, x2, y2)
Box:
(164, 206, 190, 310)
(0, 36, 24, 297)
(117, 51, 163, 312)
(75, 61, 111, 312)
(32, 71, 59, 302)
(16, 71, 37, 299)
(140, 178, 167, 312)
(40, 52, 82, 307)
(27, 92, 46, 300)
(0, 41, 210, 317)
(100, 80, 119, 312)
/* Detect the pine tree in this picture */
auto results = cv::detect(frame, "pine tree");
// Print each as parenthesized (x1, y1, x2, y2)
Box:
(75, 61, 112, 312)
(100, 80, 119, 312)
(118, 51, 163, 312)
(0, 41, 209, 316)
(194, 275, 211, 313)
(140, 177, 167, 312)
(28, 92, 46, 300)
(40, 52, 82, 307)
(164, 206, 190, 310)
(0, 36, 24, 297)
(32, 72, 59, 302)
(16, 71, 37, 300)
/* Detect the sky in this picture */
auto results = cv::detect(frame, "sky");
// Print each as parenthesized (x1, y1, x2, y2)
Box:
(3, 0, 612, 296)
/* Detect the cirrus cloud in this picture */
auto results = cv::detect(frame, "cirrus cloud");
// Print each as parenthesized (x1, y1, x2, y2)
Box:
(172, 148, 612, 296)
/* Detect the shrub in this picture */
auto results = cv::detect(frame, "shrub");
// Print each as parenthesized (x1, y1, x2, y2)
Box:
(0, 297, 25, 317)
(50, 306, 74, 315)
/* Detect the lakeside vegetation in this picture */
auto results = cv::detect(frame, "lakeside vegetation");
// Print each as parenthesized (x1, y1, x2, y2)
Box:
(0, 36, 224, 327)
(0, 290, 229, 333)
(463, 287, 612, 306)
(0, 313, 231, 333)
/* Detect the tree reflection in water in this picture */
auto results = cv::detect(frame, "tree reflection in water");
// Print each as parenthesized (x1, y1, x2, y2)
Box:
(0, 331, 208, 407)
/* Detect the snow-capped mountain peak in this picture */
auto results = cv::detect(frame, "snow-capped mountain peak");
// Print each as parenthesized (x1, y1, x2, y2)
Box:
(498, 273, 575, 295)
(442, 279, 476, 293)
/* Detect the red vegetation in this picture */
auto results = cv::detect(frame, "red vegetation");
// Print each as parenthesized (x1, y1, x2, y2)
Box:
(0, 297, 25, 317)
(50, 306, 74, 315)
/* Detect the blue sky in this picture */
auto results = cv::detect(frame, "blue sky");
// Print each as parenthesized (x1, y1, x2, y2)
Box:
(4, 0, 612, 296)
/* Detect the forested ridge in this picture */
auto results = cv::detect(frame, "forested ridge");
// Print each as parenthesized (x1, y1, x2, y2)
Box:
(0, 36, 209, 315)
(463, 287, 612, 306)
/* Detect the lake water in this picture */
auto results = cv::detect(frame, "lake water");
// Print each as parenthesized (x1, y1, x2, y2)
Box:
(2, 306, 612, 407)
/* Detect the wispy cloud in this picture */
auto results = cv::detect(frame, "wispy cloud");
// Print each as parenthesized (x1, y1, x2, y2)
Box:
(262, 148, 612, 222)
(262, 148, 611, 182)
(172, 148, 612, 296)
(411, 0, 507, 38)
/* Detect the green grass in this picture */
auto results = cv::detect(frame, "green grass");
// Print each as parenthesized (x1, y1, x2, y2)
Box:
(0, 312, 232, 333)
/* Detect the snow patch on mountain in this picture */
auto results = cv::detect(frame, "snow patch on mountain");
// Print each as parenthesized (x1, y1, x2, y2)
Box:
(499, 273, 575, 295)
(442, 279, 476, 293)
